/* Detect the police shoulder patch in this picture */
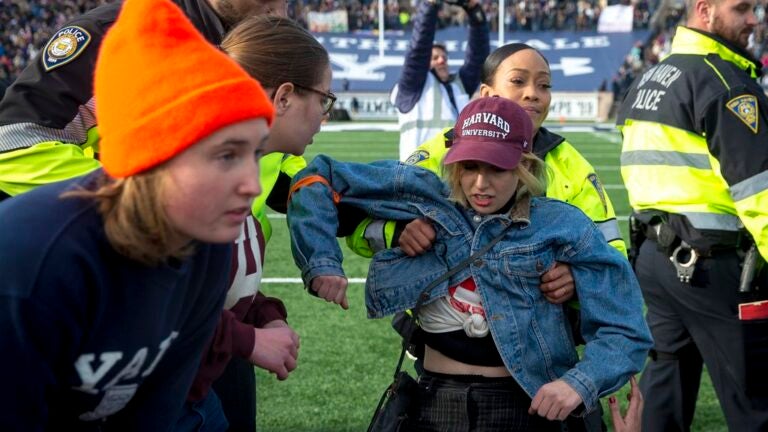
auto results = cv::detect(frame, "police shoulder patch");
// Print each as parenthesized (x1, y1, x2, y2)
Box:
(726, 94, 758, 134)
(587, 173, 608, 214)
(42, 26, 92, 72)
(405, 150, 430, 165)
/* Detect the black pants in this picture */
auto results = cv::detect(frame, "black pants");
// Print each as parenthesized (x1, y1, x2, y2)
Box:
(210, 356, 256, 432)
(635, 239, 768, 432)
(404, 371, 597, 432)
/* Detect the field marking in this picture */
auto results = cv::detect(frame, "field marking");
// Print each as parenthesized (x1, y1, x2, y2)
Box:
(263, 277, 366, 284)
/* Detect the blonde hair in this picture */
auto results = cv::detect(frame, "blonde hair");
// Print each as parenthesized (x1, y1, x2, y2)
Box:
(62, 170, 192, 266)
(442, 152, 548, 208)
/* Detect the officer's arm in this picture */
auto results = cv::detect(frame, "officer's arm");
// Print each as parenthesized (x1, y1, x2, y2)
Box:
(548, 144, 627, 257)
(458, 0, 490, 96)
(250, 153, 306, 242)
(263, 154, 307, 214)
(345, 130, 451, 257)
(0, 142, 102, 197)
(704, 88, 768, 259)
(393, 0, 440, 114)
(0, 13, 113, 197)
(572, 173, 627, 257)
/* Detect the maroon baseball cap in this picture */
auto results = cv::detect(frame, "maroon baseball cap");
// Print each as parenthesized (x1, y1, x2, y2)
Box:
(444, 97, 533, 170)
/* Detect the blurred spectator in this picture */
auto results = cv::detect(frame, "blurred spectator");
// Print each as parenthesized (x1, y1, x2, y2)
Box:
(288, 0, 658, 33)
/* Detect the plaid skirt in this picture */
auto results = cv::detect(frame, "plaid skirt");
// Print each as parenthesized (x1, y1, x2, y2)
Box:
(403, 370, 591, 432)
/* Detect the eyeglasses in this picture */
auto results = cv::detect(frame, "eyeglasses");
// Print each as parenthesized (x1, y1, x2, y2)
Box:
(292, 83, 337, 115)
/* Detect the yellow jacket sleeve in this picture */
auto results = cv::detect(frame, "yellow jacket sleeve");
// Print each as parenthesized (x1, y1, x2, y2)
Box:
(252, 153, 307, 243)
(545, 142, 627, 257)
(345, 129, 452, 257)
(0, 129, 101, 197)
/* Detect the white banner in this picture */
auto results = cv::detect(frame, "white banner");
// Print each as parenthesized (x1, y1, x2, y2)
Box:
(308, 10, 348, 33)
(597, 5, 634, 33)
(546, 93, 599, 121)
(336, 92, 600, 121)
(335, 93, 397, 120)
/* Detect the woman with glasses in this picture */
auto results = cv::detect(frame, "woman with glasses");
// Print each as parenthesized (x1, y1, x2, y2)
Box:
(174, 15, 336, 432)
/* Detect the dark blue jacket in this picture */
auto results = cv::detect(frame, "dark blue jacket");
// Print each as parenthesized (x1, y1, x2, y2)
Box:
(0, 172, 230, 431)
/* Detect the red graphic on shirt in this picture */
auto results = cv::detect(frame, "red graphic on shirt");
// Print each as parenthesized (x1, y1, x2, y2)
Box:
(448, 278, 485, 317)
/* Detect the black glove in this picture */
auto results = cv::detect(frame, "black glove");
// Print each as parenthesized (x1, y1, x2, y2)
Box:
(447, 0, 485, 25)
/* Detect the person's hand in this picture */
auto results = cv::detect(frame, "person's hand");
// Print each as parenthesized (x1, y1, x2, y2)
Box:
(609, 376, 643, 432)
(248, 325, 300, 380)
(310, 275, 349, 310)
(529, 379, 583, 420)
(397, 218, 436, 256)
(539, 262, 575, 304)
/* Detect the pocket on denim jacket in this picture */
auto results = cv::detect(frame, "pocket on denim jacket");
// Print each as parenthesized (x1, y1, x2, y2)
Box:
(501, 243, 556, 287)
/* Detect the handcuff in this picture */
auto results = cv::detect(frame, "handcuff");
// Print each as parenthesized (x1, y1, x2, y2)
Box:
(669, 242, 699, 283)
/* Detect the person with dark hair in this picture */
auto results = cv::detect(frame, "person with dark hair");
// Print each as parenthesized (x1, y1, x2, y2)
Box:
(349, 43, 625, 310)
(391, 0, 489, 161)
(616, 0, 768, 429)
(0, 0, 282, 429)
(287, 97, 651, 431)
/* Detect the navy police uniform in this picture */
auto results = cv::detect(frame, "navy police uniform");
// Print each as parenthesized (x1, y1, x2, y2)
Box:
(617, 26, 768, 432)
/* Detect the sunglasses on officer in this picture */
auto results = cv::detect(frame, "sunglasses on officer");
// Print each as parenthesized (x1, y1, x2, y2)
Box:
(292, 82, 337, 115)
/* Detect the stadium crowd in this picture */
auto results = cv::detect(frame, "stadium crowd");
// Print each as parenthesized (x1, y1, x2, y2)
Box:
(1, 0, 655, 89)
(290, 0, 653, 32)
(3, 0, 768, 99)
(0, 1, 110, 93)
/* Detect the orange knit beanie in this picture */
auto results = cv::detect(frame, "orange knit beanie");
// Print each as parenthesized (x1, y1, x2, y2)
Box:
(95, 0, 274, 178)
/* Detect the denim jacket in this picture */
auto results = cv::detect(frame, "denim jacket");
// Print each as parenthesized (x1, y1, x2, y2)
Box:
(288, 155, 652, 412)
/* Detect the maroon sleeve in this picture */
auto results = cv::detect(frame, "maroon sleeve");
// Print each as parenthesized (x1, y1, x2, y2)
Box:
(186, 305, 256, 402)
(247, 291, 288, 328)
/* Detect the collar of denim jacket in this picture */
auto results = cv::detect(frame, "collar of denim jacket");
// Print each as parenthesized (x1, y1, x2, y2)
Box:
(506, 193, 532, 227)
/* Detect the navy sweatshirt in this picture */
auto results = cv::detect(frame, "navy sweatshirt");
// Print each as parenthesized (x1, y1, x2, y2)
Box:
(0, 172, 230, 431)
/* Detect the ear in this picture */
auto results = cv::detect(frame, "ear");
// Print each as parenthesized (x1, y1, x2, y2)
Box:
(479, 83, 494, 97)
(693, 0, 713, 26)
(271, 82, 295, 116)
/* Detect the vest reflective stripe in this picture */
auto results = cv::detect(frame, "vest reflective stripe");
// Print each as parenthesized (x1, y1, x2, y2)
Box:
(0, 98, 97, 152)
(681, 212, 743, 231)
(620, 120, 741, 232)
(364, 219, 389, 252)
(621, 150, 711, 169)
(395, 75, 468, 161)
(730, 170, 768, 201)
(596, 219, 622, 242)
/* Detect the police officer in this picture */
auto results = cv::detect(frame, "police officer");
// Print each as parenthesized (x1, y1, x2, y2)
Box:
(391, 0, 489, 161)
(616, 0, 768, 429)
(354, 43, 626, 261)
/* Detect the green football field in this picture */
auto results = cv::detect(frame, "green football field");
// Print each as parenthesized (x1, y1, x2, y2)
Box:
(254, 127, 727, 431)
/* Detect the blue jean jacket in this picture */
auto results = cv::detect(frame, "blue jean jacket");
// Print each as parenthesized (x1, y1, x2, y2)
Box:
(287, 155, 652, 412)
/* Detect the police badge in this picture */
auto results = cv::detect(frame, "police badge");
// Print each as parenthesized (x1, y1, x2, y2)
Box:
(42, 26, 92, 72)
(726, 94, 758, 134)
